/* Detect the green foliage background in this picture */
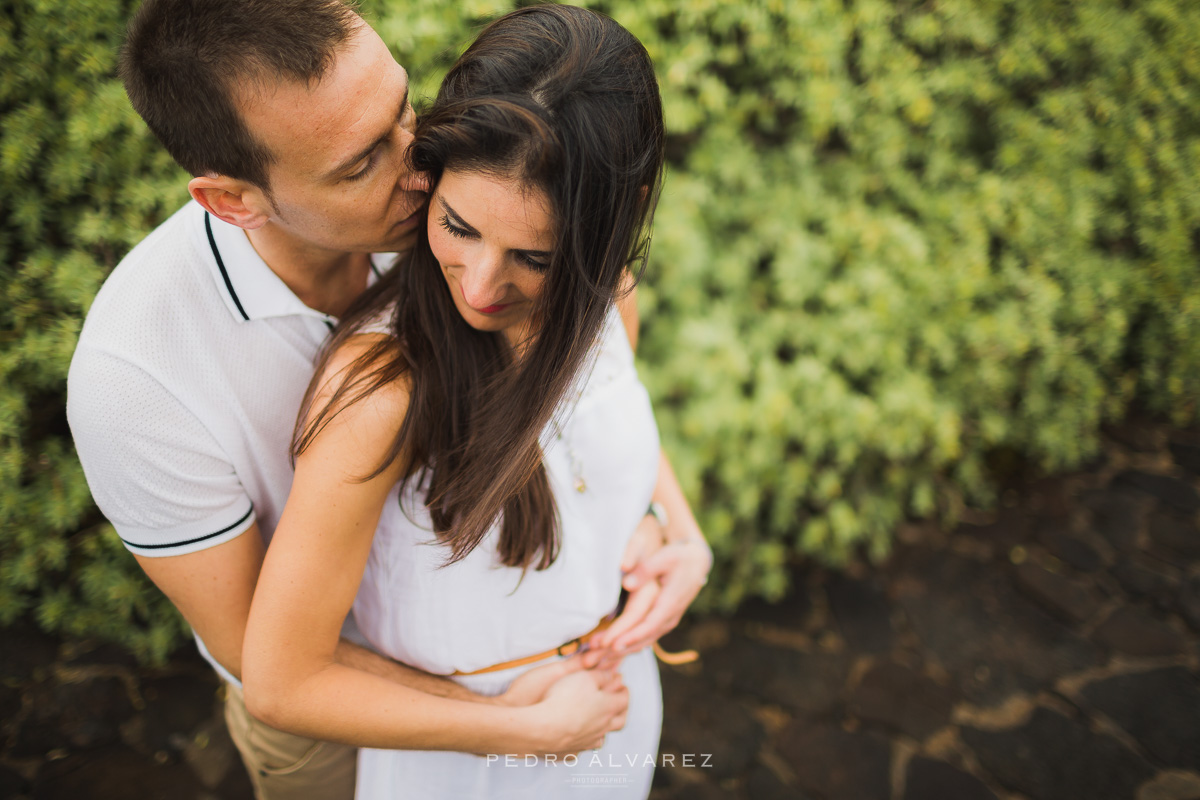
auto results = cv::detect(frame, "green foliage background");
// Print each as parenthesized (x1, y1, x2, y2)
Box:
(2, 0, 1197, 661)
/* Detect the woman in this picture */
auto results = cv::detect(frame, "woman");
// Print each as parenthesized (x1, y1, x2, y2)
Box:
(243, 5, 712, 797)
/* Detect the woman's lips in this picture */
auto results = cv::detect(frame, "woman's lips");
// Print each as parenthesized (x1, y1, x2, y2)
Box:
(460, 285, 512, 315)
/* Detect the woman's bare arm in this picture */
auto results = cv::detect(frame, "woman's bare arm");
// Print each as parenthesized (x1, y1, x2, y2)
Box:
(242, 335, 627, 753)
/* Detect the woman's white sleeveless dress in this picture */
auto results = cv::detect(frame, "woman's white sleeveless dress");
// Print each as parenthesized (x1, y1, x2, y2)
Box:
(352, 307, 663, 799)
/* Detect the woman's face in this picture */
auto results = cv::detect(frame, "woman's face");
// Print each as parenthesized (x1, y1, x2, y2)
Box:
(428, 169, 554, 348)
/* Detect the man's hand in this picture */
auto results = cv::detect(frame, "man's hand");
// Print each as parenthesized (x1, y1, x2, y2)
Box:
(596, 539, 710, 658)
(586, 511, 712, 664)
(579, 515, 664, 668)
(598, 289, 712, 662)
(618, 512, 667, 577)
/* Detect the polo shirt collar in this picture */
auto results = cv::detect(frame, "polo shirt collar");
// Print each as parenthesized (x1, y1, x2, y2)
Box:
(199, 206, 392, 323)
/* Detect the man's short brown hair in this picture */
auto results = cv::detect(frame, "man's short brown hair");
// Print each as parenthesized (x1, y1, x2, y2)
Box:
(120, 0, 361, 190)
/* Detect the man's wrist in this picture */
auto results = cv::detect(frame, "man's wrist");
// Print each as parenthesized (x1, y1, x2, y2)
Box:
(667, 524, 713, 582)
(662, 518, 705, 548)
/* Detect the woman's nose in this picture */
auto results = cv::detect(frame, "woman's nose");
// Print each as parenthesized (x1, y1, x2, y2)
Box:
(458, 255, 507, 309)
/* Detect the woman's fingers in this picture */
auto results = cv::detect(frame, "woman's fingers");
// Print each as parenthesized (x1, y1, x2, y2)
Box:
(496, 654, 587, 706)
(593, 668, 625, 693)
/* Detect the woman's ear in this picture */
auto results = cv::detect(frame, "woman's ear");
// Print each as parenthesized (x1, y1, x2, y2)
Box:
(188, 175, 274, 230)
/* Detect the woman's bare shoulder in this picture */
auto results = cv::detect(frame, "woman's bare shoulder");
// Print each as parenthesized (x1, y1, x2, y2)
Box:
(302, 333, 413, 470)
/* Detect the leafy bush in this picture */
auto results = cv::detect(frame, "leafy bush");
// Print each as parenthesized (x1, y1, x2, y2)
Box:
(1, 0, 192, 662)
(1, 0, 1196, 660)
(623, 0, 1200, 604)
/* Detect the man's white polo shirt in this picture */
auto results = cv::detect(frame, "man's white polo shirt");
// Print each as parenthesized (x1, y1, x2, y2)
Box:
(67, 200, 391, 681)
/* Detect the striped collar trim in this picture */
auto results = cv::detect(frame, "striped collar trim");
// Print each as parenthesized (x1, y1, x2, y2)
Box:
(199, 207, 394, 323)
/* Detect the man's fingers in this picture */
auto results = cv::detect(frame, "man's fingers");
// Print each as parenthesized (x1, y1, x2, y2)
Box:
(609, 573, 687, 650)
(620, 515, 666, 573)
(619, 534, 645, 574)
(595, 581, 659, 648)
(612, 611, 683, 654)
(622, 545, 678, 591)
(612, 579, 691, 651)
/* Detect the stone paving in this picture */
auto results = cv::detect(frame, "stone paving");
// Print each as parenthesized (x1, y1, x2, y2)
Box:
(2, 420, 1198, 800)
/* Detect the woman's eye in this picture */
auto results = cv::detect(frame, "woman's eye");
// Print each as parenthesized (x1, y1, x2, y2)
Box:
(518, 253, 549, 271)
(438, 215, 472, 239)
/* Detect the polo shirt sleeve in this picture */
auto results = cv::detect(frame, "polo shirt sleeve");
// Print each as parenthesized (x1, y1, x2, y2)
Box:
(67, 346, 256, 557)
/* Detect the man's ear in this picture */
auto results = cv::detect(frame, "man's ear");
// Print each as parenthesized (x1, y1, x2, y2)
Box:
(188, 175, 273, 230)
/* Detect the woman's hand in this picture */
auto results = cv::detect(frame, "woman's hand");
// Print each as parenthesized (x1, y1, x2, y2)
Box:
(493, 654, 607, 707)
(530, 666, 629, 755)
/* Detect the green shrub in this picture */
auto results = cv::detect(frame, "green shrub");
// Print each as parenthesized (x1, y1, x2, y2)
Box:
(623, 0, 1200, 604)
(624, 0, 1195, 606)
(1, 0, 1196, 660)
(1, 0, 192, 662)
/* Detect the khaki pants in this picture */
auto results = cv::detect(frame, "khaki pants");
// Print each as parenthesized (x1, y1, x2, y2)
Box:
(223, 682, 357, 800)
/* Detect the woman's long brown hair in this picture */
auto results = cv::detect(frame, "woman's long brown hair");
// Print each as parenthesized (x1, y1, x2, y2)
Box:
(293, 5, 665, 570)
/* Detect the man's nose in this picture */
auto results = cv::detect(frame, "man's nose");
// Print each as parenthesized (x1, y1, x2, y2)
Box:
(401, 168, 431, 194)
(396, 125, 431, 193)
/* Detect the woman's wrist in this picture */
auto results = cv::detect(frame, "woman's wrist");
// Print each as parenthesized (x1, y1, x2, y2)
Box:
(521, 699, 579, 755)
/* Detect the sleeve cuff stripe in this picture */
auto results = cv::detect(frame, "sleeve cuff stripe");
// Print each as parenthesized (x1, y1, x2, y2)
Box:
(119, 505, 254, 551)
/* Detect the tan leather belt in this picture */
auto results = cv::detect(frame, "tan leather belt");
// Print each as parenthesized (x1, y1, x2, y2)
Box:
(452, 616, 698, 677)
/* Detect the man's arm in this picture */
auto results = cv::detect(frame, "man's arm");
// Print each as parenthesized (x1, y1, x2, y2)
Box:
(71, 337, 616, 748)
(135, 522, 487, 699)
(588, 278, 713, 659)
(594, 451, 712, 655)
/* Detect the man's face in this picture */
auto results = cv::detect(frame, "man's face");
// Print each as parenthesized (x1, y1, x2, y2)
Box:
(237, 21, 427, 257)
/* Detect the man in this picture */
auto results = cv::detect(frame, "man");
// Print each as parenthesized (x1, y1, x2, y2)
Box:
(68, 0, 709, 797)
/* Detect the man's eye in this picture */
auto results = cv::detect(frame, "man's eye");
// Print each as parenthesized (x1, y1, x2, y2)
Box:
(345, 152, 379, 183)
